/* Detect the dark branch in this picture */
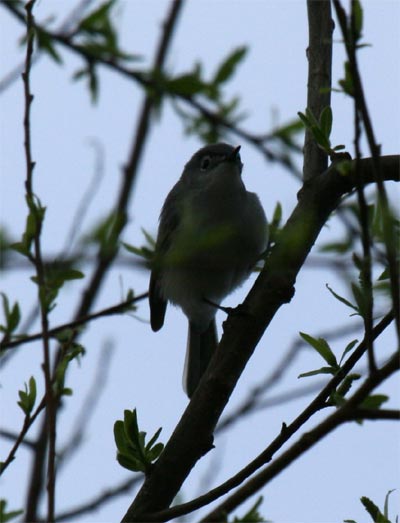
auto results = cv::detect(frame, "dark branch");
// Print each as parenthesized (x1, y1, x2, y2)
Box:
(202, 352, 399, 521)
(0, 292, 148, 351)
(303, 1, 333, 181)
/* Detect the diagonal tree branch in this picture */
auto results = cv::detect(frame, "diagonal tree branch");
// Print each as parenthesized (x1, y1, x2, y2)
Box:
(202, 351, 399, 521)
(124, 310, 395, 523)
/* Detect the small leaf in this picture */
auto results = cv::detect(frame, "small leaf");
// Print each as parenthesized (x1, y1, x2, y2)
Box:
(326, 284, 358, 312)
(339, 339, 359, 365)
(166, 73, 206, 96)
(384, 489, 396, 519)
(299, 332, 338, 367)
(17, 376, 37, 415)
(360, 496, 390, 523)
(319, 106, 333, 139)
(0, 499, 24, 523)
(361, 394, 389, 410)
(213, 46, 247, 85)
(36, 28, 62, 63)
(352, 0, 363, 42)
(298, 366, 337, 378)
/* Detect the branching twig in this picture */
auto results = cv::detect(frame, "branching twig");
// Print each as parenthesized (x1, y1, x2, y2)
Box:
(126, 311, 395, 522)
(0, 0, 301, 174)
(333, 0, 400, 339)
(23, 2, 185, 519)
(22, 2, 56, 521)
(217, 316, 365, 433)
(50, 476, 142, 522)
(202, 352, 399, 522)
(0, 292, 148, 351)
(0, 396, 46, 475)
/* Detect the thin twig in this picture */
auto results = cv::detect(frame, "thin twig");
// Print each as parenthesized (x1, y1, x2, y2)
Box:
(56, 342, 114, 469)
(23, 2, 185, 519)
(22, 1, 56, 521)
(0, 397, 46, 475)
(333, 0, 400, 339)
(51, 476, 142, 522)
(0, 292, 148, 351)
(202, 352, 399, 522)
(352, 63, 375, 372)
(0, 0, 301, 175)
(124, 311, 394, 522)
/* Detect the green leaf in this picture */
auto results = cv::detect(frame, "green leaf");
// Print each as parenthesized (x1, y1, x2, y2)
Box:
(319, 106, 333, 139)
(319, 239, 353, 254)
(114, 408, 164, 473)
(272, 119, 304, 146)
(298, 366, 337, 378)
(232, 496, 264, 523)
(361, 496, 390, 523)
(326, 284, 358, 312)
(36, 28, 62, 63)
(384, 489, 396, 519)
(166, 73, 206, 97)
(360, 394, 389, 410)
(0, 294, 21, 336)
(213, 46, 247, 85)
(297, 111, 310, 128)
(352, 0, 364, 42)
(339, 339, 359, 365)
(146, 426, 162, 451)
(338, 61, 354, 96)
(351, 282, 365, 317)
(331, 373, 361, 405)
(17, 376, 37, 415)
(0, 499, 24, 523)
(299, 332, 338, 367)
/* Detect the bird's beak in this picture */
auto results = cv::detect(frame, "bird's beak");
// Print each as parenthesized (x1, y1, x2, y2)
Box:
(228, 145, 241, 161)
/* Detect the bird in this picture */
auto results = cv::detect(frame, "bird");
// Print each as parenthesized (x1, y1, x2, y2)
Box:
(149, 143, 268, 398)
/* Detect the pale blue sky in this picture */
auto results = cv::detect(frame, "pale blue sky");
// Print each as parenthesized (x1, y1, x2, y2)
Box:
(1, 1, 399, 522)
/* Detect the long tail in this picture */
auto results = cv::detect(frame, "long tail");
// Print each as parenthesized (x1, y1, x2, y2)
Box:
(183, 319, 218, 398)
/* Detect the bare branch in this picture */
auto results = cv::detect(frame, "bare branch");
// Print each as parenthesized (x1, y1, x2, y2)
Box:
(303, 1, 333, 181)
(333, 0, 400, 338)
(23, 2, 185, 518)
(134, 311, 395, 522)
(202, 352, 399, 522)
(0, 292, 148, 351)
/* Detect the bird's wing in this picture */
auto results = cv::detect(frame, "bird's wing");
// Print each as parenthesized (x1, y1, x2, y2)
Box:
(149, 182, 183, 332)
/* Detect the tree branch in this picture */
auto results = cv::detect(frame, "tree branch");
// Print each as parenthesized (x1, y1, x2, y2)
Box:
(0, 292, 148, 351)
(0, 0, 300, 173)
(127, 311, 394, 522)
(202, 352, 399, 521)
(333, 0, 400, 339)
(303, 0, 333, 181)
(23, 2, 185, 519)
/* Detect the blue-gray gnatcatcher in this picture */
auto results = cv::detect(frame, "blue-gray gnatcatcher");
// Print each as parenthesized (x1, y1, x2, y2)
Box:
(149, 143, 268, 397)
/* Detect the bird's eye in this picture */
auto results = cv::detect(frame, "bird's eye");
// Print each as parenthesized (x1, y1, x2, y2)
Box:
(200, 155, 211, 171)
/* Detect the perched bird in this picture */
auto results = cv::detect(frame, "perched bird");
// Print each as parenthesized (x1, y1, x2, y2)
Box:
(149, 143, 268, 397)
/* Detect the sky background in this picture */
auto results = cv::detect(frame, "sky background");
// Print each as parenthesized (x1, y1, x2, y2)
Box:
(1, 1, 399, 522)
